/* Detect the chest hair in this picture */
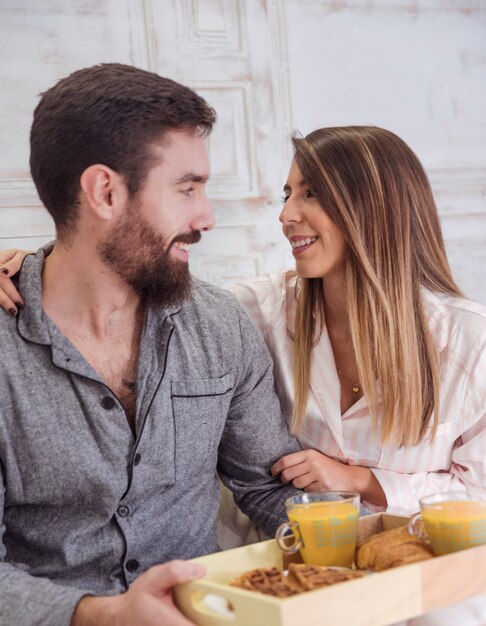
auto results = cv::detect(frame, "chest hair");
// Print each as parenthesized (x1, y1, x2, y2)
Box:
(63, 311, 143, 432)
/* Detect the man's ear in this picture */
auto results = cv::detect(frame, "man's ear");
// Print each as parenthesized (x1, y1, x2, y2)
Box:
(79, 165, 127, 221)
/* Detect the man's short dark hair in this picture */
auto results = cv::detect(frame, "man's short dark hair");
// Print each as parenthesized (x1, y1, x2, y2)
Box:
(30, 63, 216, 239)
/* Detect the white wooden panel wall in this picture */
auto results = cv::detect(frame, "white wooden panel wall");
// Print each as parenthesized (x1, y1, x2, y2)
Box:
(1, 0, 485, 304)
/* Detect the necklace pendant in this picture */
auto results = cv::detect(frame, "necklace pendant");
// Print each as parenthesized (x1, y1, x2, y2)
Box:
(352, 385, 360, 394)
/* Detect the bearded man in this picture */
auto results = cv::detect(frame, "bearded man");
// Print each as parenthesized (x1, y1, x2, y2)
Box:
(0, 63, 301, 626)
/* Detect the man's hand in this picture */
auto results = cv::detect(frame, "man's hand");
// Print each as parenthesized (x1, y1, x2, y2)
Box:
(271, 450, 386, 506)
(71, 560, 206, 626)
(0, 248, 30, 315)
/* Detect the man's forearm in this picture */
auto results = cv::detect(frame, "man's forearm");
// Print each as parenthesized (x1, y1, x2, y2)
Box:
(70, 595, 120, 626)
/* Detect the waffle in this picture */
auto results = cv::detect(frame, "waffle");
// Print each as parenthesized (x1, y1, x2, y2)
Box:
(287, 563, 366, 591)
(230, 564, 365, 597)
(356, 525, 433, 572)
(230, 566, 301, 597)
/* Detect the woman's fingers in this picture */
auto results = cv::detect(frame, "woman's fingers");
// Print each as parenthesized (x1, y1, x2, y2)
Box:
(0, 274, 24, 315)
(0, 249, 30, 314)
(280, 461, 309, 484)
(291, 473, 316, 490)
(0, 249, 30, 277)
(271, 450, 308, 476)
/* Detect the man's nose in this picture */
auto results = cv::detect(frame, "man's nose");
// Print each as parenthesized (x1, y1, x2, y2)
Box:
(193, 194, 215, 232)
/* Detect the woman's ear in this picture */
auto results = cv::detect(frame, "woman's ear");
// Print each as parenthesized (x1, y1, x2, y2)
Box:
(79, 165, 127, 221)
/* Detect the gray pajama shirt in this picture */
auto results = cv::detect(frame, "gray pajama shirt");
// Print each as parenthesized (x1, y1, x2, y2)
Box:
(0, 247, 301, 625)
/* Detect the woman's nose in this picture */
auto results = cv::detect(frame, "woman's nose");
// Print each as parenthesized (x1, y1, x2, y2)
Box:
(279, 197, 301, 225)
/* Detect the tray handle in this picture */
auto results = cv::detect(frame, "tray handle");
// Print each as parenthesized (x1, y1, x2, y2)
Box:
(174, 580, 277, 626)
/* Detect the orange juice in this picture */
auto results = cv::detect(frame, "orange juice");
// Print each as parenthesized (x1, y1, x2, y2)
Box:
(287, 500, 359, 566)
(422, 500, 486, 555)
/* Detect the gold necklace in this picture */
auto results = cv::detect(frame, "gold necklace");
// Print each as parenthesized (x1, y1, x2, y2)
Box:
(337, 369, 361, 395)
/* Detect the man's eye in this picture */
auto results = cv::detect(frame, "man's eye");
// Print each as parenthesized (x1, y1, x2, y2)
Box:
(182, 188, 194, 196)
(281, 194, 290, 204)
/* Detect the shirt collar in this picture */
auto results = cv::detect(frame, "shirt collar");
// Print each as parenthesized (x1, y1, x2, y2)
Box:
(16, 245, 53, 346)
(421, 288, 450, 353)
(284, 270, 299, 338)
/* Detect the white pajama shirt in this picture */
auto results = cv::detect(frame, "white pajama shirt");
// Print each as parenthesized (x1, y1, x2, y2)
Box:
(230, 271, 486, 513)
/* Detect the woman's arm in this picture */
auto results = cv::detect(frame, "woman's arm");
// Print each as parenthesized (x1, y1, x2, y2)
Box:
(0, 249, 30, 314)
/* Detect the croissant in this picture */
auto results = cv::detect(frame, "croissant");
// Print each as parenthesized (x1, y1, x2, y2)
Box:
(356, 525, 433, 571)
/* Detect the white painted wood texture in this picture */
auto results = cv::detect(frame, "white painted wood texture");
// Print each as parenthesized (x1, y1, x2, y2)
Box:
(1, 0, 485, 303)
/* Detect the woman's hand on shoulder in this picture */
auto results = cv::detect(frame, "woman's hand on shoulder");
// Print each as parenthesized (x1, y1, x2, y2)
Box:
(0, 249, 30, 316)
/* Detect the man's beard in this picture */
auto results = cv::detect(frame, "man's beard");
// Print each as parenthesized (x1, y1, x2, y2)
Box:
(98, 203, 201, 307)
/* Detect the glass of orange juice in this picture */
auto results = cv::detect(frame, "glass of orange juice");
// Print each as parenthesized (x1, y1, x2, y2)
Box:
(275, 491, 360, 567)
(408, 492, 486, 556)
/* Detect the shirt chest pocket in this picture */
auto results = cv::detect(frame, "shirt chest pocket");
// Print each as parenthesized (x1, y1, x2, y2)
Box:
(378, 421, 454, 472)
(171, 373, 234, 479)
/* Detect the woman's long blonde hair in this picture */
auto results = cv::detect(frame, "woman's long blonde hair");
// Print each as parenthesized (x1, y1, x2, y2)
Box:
(291, 126, 462, 446)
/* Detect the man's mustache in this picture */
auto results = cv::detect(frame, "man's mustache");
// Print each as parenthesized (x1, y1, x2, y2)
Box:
(170, 231, 201, 248)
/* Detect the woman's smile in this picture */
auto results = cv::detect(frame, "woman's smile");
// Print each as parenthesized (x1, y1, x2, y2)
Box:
(289, 235, 319, 255)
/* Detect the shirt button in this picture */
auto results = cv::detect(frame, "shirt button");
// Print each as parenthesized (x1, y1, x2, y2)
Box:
(133, 453, 141, 466)
(126, 559, 139, 573)
(101, 396, 116, 410)
(117, 505, 130, 518)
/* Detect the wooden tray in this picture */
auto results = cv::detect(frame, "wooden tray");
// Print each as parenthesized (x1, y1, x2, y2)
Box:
(174, 513, 486, 626)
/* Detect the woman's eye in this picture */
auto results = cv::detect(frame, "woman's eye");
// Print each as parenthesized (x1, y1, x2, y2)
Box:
(281, 194, 290, 204)
(305, 189, 316, 199)
(182, 188, 194, 196)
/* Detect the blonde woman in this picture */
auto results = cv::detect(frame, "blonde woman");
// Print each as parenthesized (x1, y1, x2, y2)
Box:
(2, 126, 486, 622)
